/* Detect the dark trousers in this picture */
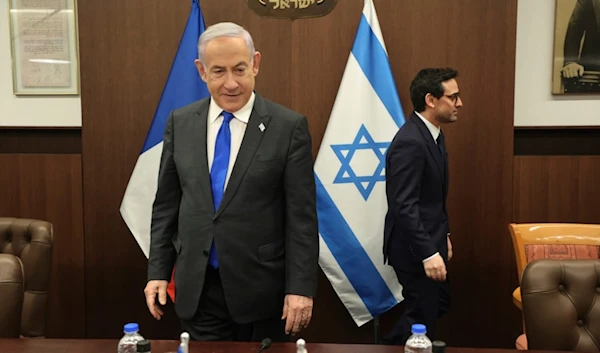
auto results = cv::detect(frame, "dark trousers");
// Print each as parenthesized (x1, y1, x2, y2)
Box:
(383, 268, 450, 345)
(180, 266, 289, 342)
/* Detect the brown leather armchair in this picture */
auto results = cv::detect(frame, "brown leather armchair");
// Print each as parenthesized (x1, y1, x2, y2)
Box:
(521, 259, 600, 352)
(508, 223, 600, 349)
(0, 254, 25, 338)
(0, 218, 53, 337)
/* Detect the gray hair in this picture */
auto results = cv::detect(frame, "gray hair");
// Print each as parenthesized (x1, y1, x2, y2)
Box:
(197, 22, 256, 66)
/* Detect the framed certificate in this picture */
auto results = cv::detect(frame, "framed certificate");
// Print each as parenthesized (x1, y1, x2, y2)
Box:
(8, 0, 80, 95)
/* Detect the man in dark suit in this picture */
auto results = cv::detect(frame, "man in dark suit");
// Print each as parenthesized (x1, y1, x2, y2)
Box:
(561, 0, 600, 92)
(562, 0, 600, 78)
(143, 22, 319, 342)
(382, 68, 462, 344)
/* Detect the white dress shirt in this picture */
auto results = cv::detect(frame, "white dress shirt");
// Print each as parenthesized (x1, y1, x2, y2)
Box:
(207, 92, 255, 189)
(414, 111, 442, 263)
(415, 111, 440, 142)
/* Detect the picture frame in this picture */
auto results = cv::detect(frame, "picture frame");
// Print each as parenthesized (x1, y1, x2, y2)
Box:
(552, 0, 600, 94)
(7, 0, 80, 95)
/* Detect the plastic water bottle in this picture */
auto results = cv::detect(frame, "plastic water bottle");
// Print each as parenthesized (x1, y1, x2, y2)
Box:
(117, 323, 145, 353)
(296, 338, 308, 353)
(404, 324, 432, 353)
(178, 332, 190, 353)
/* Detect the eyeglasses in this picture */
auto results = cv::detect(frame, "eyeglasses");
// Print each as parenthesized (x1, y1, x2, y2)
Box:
(443, 93, 461, 104)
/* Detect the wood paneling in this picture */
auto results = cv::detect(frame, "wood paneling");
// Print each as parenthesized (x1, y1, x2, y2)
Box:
(374, 0, 520, 347)
(79, 0, 519, 347)
(289, 0, 520, 347)
(515, 129, 600, 155)
(279, 0, 520, 346)
(78, 1, 190, 339)
(514, 156, 600, 223)
(0, 129, 81, 154)
(0, 154, 85, 338)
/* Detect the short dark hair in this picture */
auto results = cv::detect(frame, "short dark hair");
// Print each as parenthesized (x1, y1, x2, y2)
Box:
(410, 68, 459, 112)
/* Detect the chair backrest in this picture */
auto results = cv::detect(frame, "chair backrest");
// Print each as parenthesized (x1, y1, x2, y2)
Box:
(0, 254, 24, 338)
(521, 259, 600, 352)
(508, 223, 600, 282)
(0, 218, 53, 337)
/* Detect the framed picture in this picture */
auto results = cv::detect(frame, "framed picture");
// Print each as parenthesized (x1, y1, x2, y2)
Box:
(8, 0, 80, 95)
(552, 0, 600, 94)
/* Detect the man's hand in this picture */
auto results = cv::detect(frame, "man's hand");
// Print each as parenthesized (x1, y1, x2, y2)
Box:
(447, 236, 453, 261)
(423, 254, 447, 282)
(281, 294, 313, 336)
(144, 280, 168, 320)
(562, 62, 584, 78)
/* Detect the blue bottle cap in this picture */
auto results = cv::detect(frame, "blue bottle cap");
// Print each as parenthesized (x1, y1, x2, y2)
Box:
(124, 323, 139, 333)
(411, 323, 427, 334)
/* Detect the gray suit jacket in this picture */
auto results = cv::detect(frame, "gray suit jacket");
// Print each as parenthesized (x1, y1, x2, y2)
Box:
(147, 93, 319, 323)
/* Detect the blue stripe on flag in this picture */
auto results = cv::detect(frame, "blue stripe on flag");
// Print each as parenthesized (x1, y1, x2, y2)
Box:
(351, 15, 405, 128)
(316, 175, 398, 317)
(141, 0, 209, 153)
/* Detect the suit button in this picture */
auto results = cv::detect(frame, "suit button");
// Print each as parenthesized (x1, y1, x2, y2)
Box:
(202, 250, 209, 257)
(442, 220, 447, 224)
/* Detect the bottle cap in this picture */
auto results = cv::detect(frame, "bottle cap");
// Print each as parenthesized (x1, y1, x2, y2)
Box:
(411, 324, 426, 334)
(136, 339, 151, 353)
(124, 323, 139, 333)
(432, 340, 446, 353)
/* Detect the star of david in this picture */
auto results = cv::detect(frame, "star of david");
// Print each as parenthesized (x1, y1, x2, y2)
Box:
(330, 125, 390, 200)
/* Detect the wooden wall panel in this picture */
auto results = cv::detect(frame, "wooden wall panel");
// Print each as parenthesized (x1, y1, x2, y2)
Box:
(514, 156, 600, 223)
(290, 0, 520, 347)
(0, 154, 85, 338)
(78, 1, 192, 339)
(515, 128, 600, 156)
(0, 129, 81, 154)
(79, 0, 519, 347)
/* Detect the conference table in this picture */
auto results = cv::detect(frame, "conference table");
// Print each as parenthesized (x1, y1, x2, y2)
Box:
(0, 339, 573, 353)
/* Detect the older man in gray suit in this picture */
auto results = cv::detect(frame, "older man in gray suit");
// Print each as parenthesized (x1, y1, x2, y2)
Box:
(143, 22, 319, 342)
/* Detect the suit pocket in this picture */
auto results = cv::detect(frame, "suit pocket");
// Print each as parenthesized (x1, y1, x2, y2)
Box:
(258, 240, 285, 261)
(253, 158, 281, 170)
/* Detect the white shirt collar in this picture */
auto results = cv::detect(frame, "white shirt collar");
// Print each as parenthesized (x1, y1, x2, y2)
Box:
(414, 111, 440, 142)
(208, 92, 255, 124)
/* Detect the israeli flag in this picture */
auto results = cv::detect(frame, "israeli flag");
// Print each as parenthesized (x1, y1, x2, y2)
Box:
(314, 0, 406, 326)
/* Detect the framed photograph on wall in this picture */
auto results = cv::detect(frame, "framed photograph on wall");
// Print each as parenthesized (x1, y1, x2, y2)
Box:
(552, 0, 600, 94)
(8, 0, 80, 95)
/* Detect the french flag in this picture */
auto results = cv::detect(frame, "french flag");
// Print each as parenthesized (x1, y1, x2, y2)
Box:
(120, 0, 209, 302)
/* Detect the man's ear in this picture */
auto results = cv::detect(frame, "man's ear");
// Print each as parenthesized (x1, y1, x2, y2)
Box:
(195, 59, 208, 82)
(252, 51, 261, 76)
(425, 93, 436, 109)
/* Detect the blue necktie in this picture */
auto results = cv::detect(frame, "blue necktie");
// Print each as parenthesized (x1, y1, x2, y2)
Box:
(208, 111, 234, 269)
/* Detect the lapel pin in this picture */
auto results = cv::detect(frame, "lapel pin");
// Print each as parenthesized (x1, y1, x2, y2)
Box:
(258, 123, 266, 132)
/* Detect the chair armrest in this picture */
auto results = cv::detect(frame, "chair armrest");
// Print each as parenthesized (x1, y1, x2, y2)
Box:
(513, 287, 522, 310)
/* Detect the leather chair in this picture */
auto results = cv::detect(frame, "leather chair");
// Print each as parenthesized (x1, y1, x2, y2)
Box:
(0, 254, 25, 338)
(508, 223, 600, 349)
(521, 259, 600, 352)
(0, 218, 53, 337)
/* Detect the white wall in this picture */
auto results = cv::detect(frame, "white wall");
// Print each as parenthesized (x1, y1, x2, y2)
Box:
(514, 0, 600, 127)
(0, 0, 81, 127)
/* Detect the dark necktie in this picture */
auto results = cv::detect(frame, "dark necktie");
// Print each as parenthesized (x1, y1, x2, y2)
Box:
(436, 131, 446, 161)
(208, 111, 234, 269)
